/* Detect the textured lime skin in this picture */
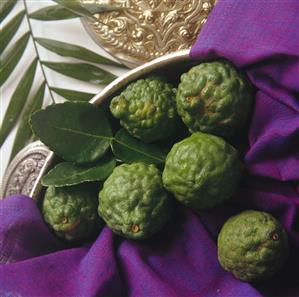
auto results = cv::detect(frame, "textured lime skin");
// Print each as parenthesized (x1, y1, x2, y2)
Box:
(176, 60, 252, 138)
(110, 76, 178, 142)
(162, 132, 242, 210)
(43, 185, 99, 242)
(218, 210, 289, 282)
(98, 162, 172, 239)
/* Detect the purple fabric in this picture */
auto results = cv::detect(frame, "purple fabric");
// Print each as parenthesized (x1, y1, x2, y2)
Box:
(1, 1, 299, 296)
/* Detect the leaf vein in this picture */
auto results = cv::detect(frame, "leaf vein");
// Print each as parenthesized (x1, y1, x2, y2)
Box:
(54, 126, 113, 141)
(114, 139, 164, 162)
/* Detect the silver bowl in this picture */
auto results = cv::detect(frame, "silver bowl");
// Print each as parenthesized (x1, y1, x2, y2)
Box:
(3, 49, 199, 201)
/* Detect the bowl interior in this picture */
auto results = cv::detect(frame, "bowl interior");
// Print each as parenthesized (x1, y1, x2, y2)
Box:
(32, 50, 200, 202)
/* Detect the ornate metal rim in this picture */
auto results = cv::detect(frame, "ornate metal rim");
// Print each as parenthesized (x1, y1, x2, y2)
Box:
(91, 48, 190, 104)
(81, 19, 137, 69)
(81, 0, 215, 68)
(0, 142, 52, 200)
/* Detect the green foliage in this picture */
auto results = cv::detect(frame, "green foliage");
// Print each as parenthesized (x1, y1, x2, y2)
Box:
(30, 103, 168, 185)
(112, 129, 166, 165)
(0, 59, 38, 147)
(50, 87, 95, 102)
(1, 0, 125, 162)
(30, 102, 113, 164)
(35, 38, 121, 66)
(0, 0, 17, 22)
(52, 0, 121, 21)
(42, 61, 116, 85)
(0, 10, 25, 54)
(0, 32, 30, 87)
(29, 5, 77, 21)
(41, 154, 116, 187)
(9, 82, 46, 161)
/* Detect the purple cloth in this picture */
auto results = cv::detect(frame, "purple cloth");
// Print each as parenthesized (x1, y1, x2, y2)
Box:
(1, 1, 299, 296)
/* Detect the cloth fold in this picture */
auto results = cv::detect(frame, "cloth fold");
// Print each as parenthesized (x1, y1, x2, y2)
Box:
(1, 0, 299, 296)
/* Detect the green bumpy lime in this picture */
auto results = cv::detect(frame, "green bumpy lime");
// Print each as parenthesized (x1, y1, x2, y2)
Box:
(110, 76, 178, 142)
(162, 132, 243, 210)
(176, 60, 252, 138)
(98, 162, 172, 239)
(42, 184, 100, 242)
(218, 210, 289, 282)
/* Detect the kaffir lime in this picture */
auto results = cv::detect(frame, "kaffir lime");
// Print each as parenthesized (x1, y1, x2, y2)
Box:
(176, 60, 252, 138)
(110, 76, 178, 142)
(98, 162, 172, 239)
(43, 184, 100, 242)
(218, 210, 289, 282)
(162, 132, 243, 210)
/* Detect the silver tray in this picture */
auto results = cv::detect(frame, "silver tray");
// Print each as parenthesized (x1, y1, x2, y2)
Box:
(1, 49, 198, 201)
(81, 0, 215, 68)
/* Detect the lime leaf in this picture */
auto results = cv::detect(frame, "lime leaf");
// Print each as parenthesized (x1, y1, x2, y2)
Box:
(50, 87, 95, 102)
(112, 129, 166, 165)
(52, 0, 94, 19)
(79, 3, 122, 14)
(41, 154, 116, 187)
(29, 5, 77, 20)
(0, 0, 17, 22)
(30, 102, 113, 163)
(9, 82, 45, 160)
(42, 61, 116, 85)
(0, 32, 30, 87)
(0, 10, 25, 54)
(0, 59, 37, 147)
(35, 38, 121, 66)
(52, 0, 121, 19)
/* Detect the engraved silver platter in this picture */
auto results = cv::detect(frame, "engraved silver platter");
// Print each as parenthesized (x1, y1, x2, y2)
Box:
(0, 142, 52, 200)
(81, 0, 215, 67)
(1, 49, 199, 201)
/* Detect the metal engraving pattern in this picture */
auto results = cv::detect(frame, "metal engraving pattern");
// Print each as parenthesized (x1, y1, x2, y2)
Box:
(82, 0, 215, 67)
(0, 142, 51, 200)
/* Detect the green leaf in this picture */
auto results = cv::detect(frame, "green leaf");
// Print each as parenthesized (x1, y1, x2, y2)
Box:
(30, 102, 113, 164)
(50, 87, 95, 102)
(35, 38, 121, 66)
(9, 82, 45, 160)
(112, 129, 166, 165)
(0, 0, 17, 22)
(42, 61, 116, 85)
(77, 3, 122, 14)
(41, 154, 116, 187)
(29, 4, 78, 20)
(52, 0, 95, 19)
(0, 59, 37, 147)
(52, 0, 121, 20)
(0, 10, 25, 54)
(0, 32, 30, 87)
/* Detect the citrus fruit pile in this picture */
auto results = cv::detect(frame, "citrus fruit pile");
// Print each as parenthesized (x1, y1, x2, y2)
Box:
(38, 60, 288, 282)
